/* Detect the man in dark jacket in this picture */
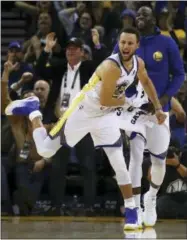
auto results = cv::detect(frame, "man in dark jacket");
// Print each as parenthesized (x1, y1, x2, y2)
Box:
(34, 33, 108, 214)
(6, 41, 34, 98)
(35, 34, 108, 108)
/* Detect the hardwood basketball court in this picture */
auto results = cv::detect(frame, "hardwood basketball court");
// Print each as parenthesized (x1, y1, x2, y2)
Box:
(1, 216, 187, 239)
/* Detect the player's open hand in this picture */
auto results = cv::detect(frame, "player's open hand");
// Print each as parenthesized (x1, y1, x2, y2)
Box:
(155, 109, 167, 124)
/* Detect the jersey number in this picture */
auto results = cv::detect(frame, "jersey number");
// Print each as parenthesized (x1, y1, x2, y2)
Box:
(115, 107, 123, 116)
(141, 90, 145, 98)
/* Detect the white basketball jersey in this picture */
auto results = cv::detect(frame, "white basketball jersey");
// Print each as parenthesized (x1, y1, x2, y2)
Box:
(82, 53, 139, 116)
(125, 80, 149, 108)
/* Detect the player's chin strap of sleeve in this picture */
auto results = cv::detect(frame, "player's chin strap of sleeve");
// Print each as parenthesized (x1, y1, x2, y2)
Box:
(149, 150, 168, 160)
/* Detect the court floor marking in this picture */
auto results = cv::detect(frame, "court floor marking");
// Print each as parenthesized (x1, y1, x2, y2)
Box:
(2, 216, 187, 223)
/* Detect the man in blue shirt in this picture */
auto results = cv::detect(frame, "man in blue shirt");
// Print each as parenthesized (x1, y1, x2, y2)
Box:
(114, 6, 185, 227)
(6, 41, 34, 98)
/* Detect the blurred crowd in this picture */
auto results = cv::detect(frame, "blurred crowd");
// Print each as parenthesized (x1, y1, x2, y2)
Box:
(1, 1, 187, 218)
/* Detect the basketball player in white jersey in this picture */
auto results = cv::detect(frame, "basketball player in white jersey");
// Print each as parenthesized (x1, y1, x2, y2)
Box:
(117, 83, 184, 228)
(5, 27, 166, 230)
(114, 82, 165, 228)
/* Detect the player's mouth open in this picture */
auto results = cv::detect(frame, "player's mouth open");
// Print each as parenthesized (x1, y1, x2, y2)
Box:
(123, 51, 129, 56)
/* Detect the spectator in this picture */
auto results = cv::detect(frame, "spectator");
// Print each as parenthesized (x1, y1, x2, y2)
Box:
(1, 163, 13, 215)
(89, 2, 120, 36)
(57, 2, 87, 37)
(170, 97, 186, 147)
(1, 104, 15, 216)
(1, 62, 17, 216)
(9, 72, 34, 101)
(70, 11, 94, 47)
(15, 0, 52, 38)
(177, 80, 187, 133)
(177, 80, 187, 112)
(94, 25, 105, 43)
(1, 61, 58, 215)
(59, 8, 107, 52)
(157, 7, 186, 58)
(82, 44, 92, 61)
(15, 1, 52, 16)
(23, 12, 53, 62)
(15, 1, 68, 48)
(35, 32, 108, 110)
(168, 1, 186, 30)
(120, 9, 136, 28)
(106, 8, 136, 52)
(111, 1, 126, 13)
(5, 41, 34, 98)
(57, 1, 118, 51)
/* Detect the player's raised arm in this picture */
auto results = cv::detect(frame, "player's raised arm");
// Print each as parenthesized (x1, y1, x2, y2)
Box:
(137, 57, 166, 124)
(96, 60, 125, 107)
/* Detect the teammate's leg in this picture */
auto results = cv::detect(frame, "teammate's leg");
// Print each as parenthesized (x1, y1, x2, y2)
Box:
(144, 122, 170, 227)
(128, 133, 146, 228)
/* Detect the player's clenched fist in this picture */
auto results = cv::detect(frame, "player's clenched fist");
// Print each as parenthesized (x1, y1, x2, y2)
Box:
(155, 109, 167, 124)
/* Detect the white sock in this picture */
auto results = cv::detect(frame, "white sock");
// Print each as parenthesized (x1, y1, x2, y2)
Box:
(29, 110, 42, 122)
(134, 194, 141, 208)
(124, 197, 136, 209)
(149, 186, 158, 197)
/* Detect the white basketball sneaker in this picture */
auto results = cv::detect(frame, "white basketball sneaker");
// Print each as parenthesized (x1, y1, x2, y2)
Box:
(143, 192, 157, 227)
(137, 207, 143, 229)
(5, 96, 42, 121)
(5, 96, 40, 116)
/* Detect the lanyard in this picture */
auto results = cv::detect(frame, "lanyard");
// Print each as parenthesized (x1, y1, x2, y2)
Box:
(63, 68, 80, 90)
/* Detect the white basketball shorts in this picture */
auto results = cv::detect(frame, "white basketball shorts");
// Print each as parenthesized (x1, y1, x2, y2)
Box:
(63, 105, 121, 148)
(116, 107, 170, 155)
